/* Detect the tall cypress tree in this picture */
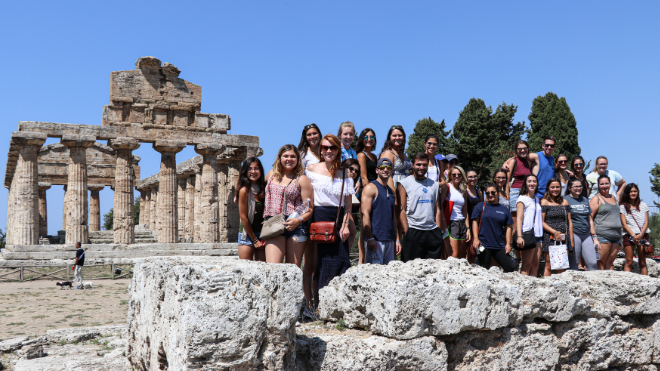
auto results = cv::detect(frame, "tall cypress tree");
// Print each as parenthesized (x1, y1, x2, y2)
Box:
(405, 117, 452, 159)
(650, 163, 660, 207)
(527, 92, 581, 158)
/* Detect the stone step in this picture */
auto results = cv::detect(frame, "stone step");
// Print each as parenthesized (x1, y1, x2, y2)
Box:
(5, 243, 238, 253)
(1, 249, 237, 260)
(89, 238, 158, 244)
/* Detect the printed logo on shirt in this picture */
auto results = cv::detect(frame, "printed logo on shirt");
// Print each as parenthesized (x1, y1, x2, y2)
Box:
(418, 199, 432, 204)
(422, 188, 428, 193)
(571, 204, 588, 212)
(496, 211, 505, 215)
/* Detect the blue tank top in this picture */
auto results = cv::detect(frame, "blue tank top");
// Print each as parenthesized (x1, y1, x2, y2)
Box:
(536, 151, 555, 198)
(371, 181, 396, 241)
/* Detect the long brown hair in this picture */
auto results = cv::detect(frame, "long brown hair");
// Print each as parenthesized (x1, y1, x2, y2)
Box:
(320, 134, 344, 178)
(380, 125, 406, 157)
(272, 144, 303, 181)
(542, 178, 564, 204)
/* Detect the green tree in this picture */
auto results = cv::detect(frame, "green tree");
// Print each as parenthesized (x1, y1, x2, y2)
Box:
(649, 212, 660, 254)
(527, 92, 581, 159)
(103, 208, 113, 231)
(134, 196, 141, 225)
(650, 163, 660, 208)
(0, 228, 5, 250)
(449, 98, 526, 184)
(405, 117, 453, 159)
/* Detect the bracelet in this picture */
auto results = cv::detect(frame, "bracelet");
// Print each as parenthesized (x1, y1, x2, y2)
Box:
(367, 238, 375, 242)
(344, 221, 349, 224)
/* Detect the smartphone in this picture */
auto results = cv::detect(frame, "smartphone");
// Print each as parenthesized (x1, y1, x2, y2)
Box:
(560, 234, 566, 241)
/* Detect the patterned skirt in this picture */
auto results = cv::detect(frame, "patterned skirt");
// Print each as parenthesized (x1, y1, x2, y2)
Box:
(313, 206, 351, 291)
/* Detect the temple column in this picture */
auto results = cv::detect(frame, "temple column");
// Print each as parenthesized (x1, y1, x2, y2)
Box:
(109, 138, 140, 244)
(62, 185, 67, 231)
(177, 176, 187, 239)
(138, 189, 147, 225)
(154, 141, 186, 243)
(6, 180, 16, 245)
(217, 161, 228, 243)
(88, 185, 104, 232)
(142, 187, 152, 229)
(193, 164, 202, 242)
(38, 183, 52, 237)
(150, 187, 158, 232)
(226, 161, 241, 242)
(62, 134, 96, 245)
(10, 132, 46, 245)
(184, 174, 195, 240)
(194, 144, 225, 243)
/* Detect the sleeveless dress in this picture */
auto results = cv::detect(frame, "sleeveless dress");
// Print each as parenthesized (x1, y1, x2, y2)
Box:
(542, 205, 572, 253)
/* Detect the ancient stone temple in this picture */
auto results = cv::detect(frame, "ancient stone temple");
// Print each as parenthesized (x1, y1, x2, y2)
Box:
(2, 57, 260, 261)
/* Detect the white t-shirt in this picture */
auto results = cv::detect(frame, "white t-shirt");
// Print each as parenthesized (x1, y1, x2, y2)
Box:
(620, 202, 650, 235)
(305, 170, 355, 207)
(302, 149, 320, 170)
(426, 158, 440, 182)
(517, 195, 543, 237)
(448, 184, 465, 221)
(587, 170, 623, 200)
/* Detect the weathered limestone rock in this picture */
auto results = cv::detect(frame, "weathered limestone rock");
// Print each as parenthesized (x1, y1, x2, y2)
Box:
(109, 137, 140, 244)
(9, 132, 46, 245)
(62, 134, 96, 244)
(318, 259, 524, 339)
(153, 140, 186, 243)
(296, 324, 448, 371)
(127, 257, 303, 370)
(38, 182, 51, 237)
(88, 184, 104, 232)
(194, 144, 226, 243)
(614, 257, 660, 277)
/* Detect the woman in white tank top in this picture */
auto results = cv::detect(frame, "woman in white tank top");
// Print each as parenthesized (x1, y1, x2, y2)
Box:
(297, 123, 322, 170)
(440, 166, 471, 259)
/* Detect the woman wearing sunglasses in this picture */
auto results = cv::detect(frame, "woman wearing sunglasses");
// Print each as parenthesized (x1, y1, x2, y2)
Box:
(379, 125, 411, 191)
(424, 134, 444, 186)
(570, 156, 590, 198)
(541, 178, 574, 276)
(514, 174, 543, 276)
(555, 154, 570, 197)
(298, 123, 323, 170)
(356, 129, 378, 264)
(503, 140, 534, 227)
(471, 184, 516, 272)
(565, 178, 598, 271)
(304, 134, 355, 318)
(342, 158, 362, 263)
(440, 166, 471, 258)
(589, 175, 622, 270)
(493, 169, 509, 208)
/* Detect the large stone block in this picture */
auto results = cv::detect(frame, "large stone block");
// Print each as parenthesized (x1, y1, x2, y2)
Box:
(127, 257, 304, 371)
(318, 259, 525, 339)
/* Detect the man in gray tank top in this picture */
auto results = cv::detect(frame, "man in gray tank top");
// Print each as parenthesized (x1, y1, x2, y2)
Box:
(398, 153, 445, 261)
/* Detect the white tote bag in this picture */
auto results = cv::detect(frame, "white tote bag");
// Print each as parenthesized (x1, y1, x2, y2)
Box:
(548, 240, 570, 270)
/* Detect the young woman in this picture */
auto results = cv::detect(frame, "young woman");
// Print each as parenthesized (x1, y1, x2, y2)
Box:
(493, 169, 509, 208)
(424, 134, 445, 186)
(237, 157, 267, 262)
(379, 125, 411, 191)
(440, 166, 470, 258)
(263, 145, 314, 267)
(471, 183, 516, 272)
(570, 155, 590, 198)
(620, 183, 651, 275)
(465, 169, 483, 224)
(555, 154, 570, 197)
(515, 174, 543, 276)
(337, 121, 357, 161)
(355, 128, 377, 264)
(298, 123, 322, 170)
(590, 175, 623, 270)
(342, 158, 361, 263)
(565, 178, 598, 271)
(541, 178, 574, 277)
(304, 134, 355, 315)
(504, 140, 534, 225)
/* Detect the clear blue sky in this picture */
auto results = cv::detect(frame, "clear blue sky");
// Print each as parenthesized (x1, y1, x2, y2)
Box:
(1, 1, 658, 235)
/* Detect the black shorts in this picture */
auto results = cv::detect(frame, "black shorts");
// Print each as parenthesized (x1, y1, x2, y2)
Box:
(449, 220, 468, 241)
(402, 228, 444, 262)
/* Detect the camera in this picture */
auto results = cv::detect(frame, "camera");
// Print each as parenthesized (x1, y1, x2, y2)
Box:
(640, 239, 649, 245)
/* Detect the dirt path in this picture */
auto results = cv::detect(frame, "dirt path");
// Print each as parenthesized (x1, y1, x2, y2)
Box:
(0, 279, 130, 340)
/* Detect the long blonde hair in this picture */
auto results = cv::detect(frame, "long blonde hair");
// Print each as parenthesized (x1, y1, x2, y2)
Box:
(320, 134, 344, 178)
(272, 144, 303, 180)
(450, 165, 467, 192)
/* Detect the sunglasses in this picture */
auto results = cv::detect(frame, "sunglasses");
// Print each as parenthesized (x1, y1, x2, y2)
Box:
(543, 144, 556, 148)
(304, 123, 318, 130)
(449, 160, 458, 164)
(574, 163, 584, 167)
(557, 160, 568, 164)
(516, 147, 528, 152)
(378, 165, 392, 170)
(485, 191, 497, 196)
(321, 145, 338, 151)
(390, 125, 403, 130)
(347, 167, 359, 173)
(364, 135, 376, 140)
(451, 173, 462, 178)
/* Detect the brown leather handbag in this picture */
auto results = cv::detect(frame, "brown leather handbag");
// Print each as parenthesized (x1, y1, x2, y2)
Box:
(309, 169, 346, 244)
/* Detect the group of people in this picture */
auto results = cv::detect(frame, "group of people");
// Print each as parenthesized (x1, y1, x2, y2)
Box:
(235, 122, 652, 318)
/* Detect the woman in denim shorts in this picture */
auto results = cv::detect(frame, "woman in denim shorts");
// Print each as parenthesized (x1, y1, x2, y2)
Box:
(237, 157, 268, 261)
(263, 145, 314, 267)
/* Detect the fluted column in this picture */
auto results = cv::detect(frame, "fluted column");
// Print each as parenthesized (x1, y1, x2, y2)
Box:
(150, 187, 158, 232)
(142, 187, 151, 229)
(10, 132, 46, 245)
(88, 185, 104, 232)
(38, 183, 52, 237)
(195, 144, 225, 243)
(6, 179, 16, 245)
(193, 164, 202, 242)
(227, 161, 241, 242)
(185, 175, 195, 240)
(138, 189, 146, 225)
(62, 134, 96, 245)
(217, 162, 228, 242)
(177, 176, 187, 239)
(109, 138, 140, 244)
(154, 141, 186, 243)
(62, 185, 67, 231)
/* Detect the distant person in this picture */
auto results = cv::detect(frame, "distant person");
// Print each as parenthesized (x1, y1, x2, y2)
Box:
(445, 154, 459, 182)
(379, 125, 411, 191)
(73, 242, 85, 289)
(298, 123, 322, 170)
(590, 175, 623, 270)
(620, 183, 651, 275)
(337, 121, 357, 162)
(541, 178, 573, 277)
(237, 157, 267, 262)
(361, 158, 400, 264)
(398, 153, 443, 261)
(587, 156, 626, 200)
(565, 178, 598, 271)
(471, 184, 516, 273)
(570, 156, 590, 198)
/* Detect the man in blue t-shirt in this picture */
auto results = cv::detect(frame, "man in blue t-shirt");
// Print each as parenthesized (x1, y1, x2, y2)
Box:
(504, 135, 556, 198)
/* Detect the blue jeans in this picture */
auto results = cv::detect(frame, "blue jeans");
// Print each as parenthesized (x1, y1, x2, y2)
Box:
(238, 231, 260, 246)
(263, 216, 309, 242)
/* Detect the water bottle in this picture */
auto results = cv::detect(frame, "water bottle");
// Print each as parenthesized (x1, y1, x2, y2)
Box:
(287, 198, 311, 221)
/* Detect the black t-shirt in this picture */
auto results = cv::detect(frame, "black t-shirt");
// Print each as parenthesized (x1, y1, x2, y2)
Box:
(75, 248, 85, 266)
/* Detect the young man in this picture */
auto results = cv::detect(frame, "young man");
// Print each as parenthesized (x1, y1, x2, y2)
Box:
(586, 156, 625, 200)
(504, 135, 556, 198)
(397, 153, 445, 261)
(361, 158, 400, 264)
(72, 242, 85, 289)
